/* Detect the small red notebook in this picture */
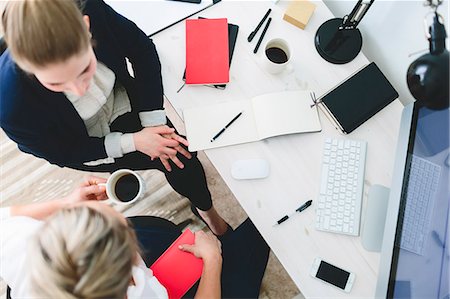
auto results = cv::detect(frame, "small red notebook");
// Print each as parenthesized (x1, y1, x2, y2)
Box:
(185, 18, 229, 84)
(150, 229, 203, 299)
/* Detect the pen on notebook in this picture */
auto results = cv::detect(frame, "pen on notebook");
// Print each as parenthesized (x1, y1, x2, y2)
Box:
(247, 8, 272, 42)
(274, 200, 313, 226)
(253, 17, 272, 54)
(210, 111, 243, 142)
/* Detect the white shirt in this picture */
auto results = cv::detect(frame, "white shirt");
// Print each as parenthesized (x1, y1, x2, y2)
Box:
(64, 62, 167, 166)
(0, 208, 168, 299)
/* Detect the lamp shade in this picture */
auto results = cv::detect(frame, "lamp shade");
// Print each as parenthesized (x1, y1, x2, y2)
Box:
(407, 11, 449, 110)
(406, 50, 449, 109)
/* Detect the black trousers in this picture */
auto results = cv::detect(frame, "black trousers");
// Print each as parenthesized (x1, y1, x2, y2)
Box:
(75, 111, 213, 211)
(128, 216, 270, 299)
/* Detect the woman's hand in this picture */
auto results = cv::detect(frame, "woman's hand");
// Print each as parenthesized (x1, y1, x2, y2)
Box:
(159, 131, 192, 171)
(63, 176, 107, 204)
(180, 231, 222, 299)
(134, 126, 192, 172)
(179, 231, 222, 263)
(9, 176, 107, 220)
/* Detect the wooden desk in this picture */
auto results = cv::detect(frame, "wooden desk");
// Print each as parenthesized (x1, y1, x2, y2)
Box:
(109, 1, 403, 297)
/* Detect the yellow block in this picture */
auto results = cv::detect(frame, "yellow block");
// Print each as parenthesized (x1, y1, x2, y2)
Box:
(283, 0, 316, 30)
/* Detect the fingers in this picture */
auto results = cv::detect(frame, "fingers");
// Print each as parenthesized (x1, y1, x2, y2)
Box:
(80, 184, 106, 199)
(160, 145, 177, 157)
(160, 157, 172, 172)
(83, 175, 107, 186)
(160, 130, 189, 147)
(178, 243, 195, 253)
(95, 192, 109, 201)
(172, 134, 189, 147)
(152, 126, 176, 135)
(159, 152, 185, 171)
(160, 137, 179, 148)
(161, 133, 191, 160)
(170, 155, 184, 169)
(175, 145, 192, 160)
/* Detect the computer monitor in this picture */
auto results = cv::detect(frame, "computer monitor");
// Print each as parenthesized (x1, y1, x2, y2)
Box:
(376, 102, 450, 298)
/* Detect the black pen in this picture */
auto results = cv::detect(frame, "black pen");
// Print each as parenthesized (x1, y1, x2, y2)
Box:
(210, 111, 243, 142)
(253, 17, 272, 54)
(274, 200, 313, 225)
(148, 0, 222, 37)
(247, 8, 272, 42)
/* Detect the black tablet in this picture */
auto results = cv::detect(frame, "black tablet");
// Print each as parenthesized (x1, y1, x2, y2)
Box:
(320, 62, 399, 134)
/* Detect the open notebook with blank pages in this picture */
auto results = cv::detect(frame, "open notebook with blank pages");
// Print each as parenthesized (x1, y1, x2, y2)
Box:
(183, 90, 322, 151)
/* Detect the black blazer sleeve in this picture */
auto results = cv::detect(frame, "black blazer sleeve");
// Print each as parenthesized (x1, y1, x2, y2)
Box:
(0, 52, 108, 168)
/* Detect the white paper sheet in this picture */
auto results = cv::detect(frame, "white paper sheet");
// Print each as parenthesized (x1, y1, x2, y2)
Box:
(107, 0, 215, 37)
(184, 91, 322, 151)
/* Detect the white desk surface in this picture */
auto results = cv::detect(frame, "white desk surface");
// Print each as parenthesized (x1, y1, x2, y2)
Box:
(109, 1, 404, 297)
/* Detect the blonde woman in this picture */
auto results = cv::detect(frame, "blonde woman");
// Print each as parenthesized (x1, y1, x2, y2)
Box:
(0, 177, 270, 298)
(0, 0, 228, 236)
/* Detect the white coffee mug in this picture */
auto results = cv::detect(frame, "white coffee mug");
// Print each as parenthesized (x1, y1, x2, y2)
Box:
(262, 38, 292, 74)
(101, 169, 145, 205)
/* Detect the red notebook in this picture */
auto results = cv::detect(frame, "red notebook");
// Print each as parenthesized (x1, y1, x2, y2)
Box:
(185, 18, 229, 84)
(150, 229, 203, 299)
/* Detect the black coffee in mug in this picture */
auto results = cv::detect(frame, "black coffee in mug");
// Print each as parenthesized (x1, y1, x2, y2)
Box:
(265, 47, 288, 64)
(115, 174, 140, 202)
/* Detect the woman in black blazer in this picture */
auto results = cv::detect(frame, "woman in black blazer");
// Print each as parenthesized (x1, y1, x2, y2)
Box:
(0, 0, 228, 235)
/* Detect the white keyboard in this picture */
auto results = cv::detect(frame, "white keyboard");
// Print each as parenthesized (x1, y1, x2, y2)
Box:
(316, 138, 367, 236)
(397, 155, 441, 255)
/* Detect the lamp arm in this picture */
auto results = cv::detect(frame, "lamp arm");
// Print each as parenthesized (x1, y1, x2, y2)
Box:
(339, 0, 375, 30)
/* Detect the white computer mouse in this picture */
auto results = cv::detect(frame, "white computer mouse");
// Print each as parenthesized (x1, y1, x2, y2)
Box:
(231, 159, 270, 180)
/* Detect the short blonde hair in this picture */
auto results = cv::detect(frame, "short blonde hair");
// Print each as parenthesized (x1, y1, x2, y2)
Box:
(1, 0, 90, 70)
(28, 206, 139, 299)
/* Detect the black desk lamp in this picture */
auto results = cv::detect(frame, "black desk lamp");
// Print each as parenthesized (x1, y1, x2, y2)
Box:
(407, 0, 449, 110)
(315, 0, 374, 64)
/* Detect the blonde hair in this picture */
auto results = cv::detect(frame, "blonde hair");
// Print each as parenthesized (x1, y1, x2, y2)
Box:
(1, 0, 90, 70)
(28, 206, 139, 299)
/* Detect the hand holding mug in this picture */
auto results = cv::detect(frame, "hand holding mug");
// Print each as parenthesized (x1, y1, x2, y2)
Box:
(64, 176, 108, 204)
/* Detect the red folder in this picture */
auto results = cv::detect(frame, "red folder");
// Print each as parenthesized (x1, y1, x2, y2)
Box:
(150, 229, 203, 299)
(185, 18, 229, 84)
